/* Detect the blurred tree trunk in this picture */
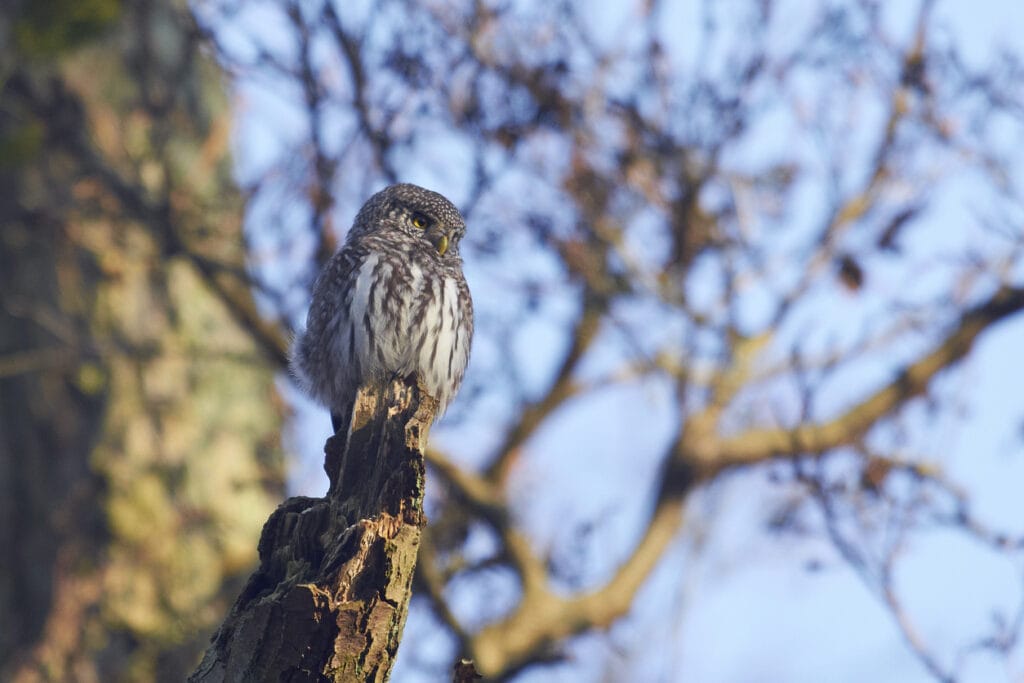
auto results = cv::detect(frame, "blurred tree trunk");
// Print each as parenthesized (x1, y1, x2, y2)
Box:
(0, 1, 286, 680)
(190, 382, 432, 683)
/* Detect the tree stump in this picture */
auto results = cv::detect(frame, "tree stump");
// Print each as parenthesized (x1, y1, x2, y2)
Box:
(190, 377, 434, 682)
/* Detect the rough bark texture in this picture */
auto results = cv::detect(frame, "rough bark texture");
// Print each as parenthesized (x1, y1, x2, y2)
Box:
(191, 378, 434, 683)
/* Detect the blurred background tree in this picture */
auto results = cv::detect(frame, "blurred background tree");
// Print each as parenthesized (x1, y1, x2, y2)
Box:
(4, 0, 1024, 681)
(0, 0, 285, 680)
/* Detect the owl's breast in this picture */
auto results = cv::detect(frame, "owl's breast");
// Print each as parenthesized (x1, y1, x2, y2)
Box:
(412, 268, 470, 413)
(347, 238, 470, 412)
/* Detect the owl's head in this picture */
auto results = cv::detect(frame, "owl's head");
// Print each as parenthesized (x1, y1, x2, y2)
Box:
(352, 183, 467, 258)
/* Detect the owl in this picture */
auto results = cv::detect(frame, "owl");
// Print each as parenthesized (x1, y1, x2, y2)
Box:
(290, 184, 474, 433)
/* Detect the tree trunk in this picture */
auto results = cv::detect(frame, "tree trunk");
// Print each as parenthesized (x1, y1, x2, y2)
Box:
(191, 378, 435, 682)
(1, 3, 286, 680)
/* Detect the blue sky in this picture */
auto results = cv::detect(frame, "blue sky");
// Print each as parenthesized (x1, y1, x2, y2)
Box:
(206, 0, 1024, 680)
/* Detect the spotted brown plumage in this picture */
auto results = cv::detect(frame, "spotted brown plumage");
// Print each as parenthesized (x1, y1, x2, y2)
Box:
(290, 184, 474, 432)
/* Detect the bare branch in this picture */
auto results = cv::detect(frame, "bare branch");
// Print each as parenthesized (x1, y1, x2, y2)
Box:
(694, 286, 1024, 470)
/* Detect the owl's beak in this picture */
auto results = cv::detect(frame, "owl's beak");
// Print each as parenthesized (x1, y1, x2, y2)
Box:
(426, 224, 450, 256)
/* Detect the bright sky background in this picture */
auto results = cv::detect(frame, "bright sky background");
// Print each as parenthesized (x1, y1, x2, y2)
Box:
(206, 0, 1024, 680)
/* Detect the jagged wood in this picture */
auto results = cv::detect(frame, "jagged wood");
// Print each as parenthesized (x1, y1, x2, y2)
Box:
(190, 377, 435, 683)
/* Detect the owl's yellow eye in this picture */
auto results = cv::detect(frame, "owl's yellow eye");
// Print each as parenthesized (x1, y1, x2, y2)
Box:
(411, 214, 428, 229)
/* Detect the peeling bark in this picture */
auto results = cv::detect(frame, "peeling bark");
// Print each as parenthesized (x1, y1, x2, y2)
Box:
(191, 378, 434, 682)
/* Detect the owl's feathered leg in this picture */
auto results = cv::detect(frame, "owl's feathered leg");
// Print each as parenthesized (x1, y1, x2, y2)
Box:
(330, 400, 353, 436)
(325, 399, 354, 496)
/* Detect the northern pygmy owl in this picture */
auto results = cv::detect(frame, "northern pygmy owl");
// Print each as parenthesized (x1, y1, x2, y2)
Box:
(290, 184, 474, 432)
